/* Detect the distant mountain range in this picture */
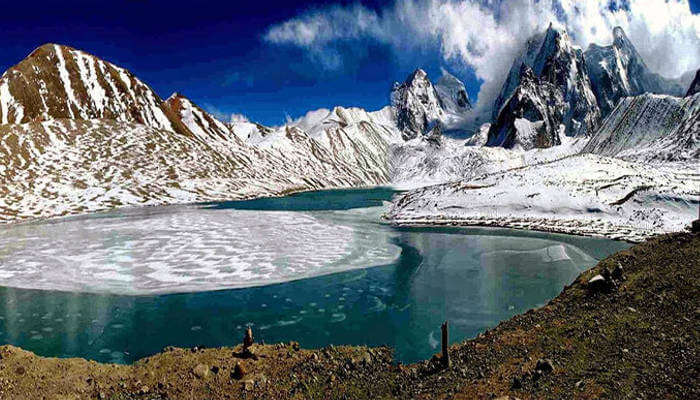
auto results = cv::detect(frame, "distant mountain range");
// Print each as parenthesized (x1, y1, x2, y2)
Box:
(0, 25, 697, 238)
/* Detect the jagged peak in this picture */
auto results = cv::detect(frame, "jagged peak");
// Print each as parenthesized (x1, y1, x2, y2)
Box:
(608, 26, 640, 59)
(408, 68, 428, 81)
(612, 26, 630, 46)
(533, 23, 574, 74)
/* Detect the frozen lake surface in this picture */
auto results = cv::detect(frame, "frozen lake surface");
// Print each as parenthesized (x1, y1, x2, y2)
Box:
(0, 188, 630, 363)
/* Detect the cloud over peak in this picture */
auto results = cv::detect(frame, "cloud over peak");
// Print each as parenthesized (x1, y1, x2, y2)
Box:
(264, 0, 700, 113)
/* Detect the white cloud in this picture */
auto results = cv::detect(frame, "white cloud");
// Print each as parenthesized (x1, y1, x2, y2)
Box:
(229, 113, 250, 124)
(264, 0, 700, 114)
(204, 103, 250, 124)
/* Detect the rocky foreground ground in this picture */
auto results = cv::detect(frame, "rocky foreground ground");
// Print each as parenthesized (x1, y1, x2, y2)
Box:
(0, 231, 697, 399)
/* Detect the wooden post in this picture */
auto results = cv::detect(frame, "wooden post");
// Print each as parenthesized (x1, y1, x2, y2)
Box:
(441, 321, 450, 368)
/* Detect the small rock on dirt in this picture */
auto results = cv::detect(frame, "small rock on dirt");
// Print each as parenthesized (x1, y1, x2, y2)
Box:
(535, 358, 554, 374)
(193, 363, 209, 379)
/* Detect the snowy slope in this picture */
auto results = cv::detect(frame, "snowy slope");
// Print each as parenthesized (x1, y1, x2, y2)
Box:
(163, 93, 239, 143)
(390, 132, 588, 190)
(0, 110, 401, 223)
(386, 154, 698, 242)
(583, 93, 700, 162)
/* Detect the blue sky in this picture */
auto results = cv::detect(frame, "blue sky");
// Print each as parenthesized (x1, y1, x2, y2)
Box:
(2, 1, 698, 126)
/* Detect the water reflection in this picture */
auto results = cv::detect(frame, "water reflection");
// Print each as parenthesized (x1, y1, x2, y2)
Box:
(0, 225, 629, 364)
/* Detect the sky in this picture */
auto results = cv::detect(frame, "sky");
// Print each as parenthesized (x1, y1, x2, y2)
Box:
(1, 0, 699, 126)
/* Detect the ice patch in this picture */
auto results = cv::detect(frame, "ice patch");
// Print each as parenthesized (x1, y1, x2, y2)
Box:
(0, 205, 401, 295)
(330, 313, 346, 323)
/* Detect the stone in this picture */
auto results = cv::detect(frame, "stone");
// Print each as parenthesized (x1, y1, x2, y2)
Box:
(242, 379, 254, 391)
(511, 376, 522, 389)
(192, 364, 210, 379)
(535, 358, 554, 374)
(588, 274, 608, 292)
(232, 362, 246, 379)
(612, 263, 624, 280)
(243, 326, 254, 349)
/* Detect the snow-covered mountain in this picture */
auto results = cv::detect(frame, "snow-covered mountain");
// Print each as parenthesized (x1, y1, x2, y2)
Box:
(488, 25, 600, 149)
(583, 93, 700, 162)
(391, 69, 446, 140)
(585, 27, 686, 117)
(486, 64, 566, 149)
(390, 68, 472, 140)
(434, 69, 472, 121)
(0, 44, 179, 132)
(0, 45, 403, 224)
(492, 31, 546, 121)
(388, 23, 699, 241)
(686, 70, 700, 97)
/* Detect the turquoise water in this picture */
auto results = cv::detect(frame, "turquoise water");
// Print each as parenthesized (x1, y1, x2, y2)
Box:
(0, 188, 630, 364)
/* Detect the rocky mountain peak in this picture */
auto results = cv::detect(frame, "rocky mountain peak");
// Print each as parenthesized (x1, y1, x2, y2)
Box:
(533, 24, 573, 75)
(0, 43, 177, 132)
(435, 69, 472, 113)
(163, 92, 243, 144)
(489, 24, 600, 148)
(584, 26, 684, 117)
(612, 26, 633, 50)
(486, 62, 565, 150)
(391, 68, 445, 141)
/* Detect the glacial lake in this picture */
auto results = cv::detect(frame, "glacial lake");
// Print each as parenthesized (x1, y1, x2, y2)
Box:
(0, 188, 631, 364)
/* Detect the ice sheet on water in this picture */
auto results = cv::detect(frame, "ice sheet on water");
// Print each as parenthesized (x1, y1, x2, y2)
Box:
(0, 205, 401, 295)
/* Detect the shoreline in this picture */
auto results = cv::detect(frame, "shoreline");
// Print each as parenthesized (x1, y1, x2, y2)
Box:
(0, 183, 395, 228)
(0, 231, 697, 399)
(386, 216, 673, 243)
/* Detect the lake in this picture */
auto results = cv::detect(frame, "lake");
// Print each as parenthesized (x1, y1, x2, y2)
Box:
(0, 188, 630, 363)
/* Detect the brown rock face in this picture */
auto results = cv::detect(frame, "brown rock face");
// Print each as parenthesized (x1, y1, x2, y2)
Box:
(0, 43, 176, 131)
